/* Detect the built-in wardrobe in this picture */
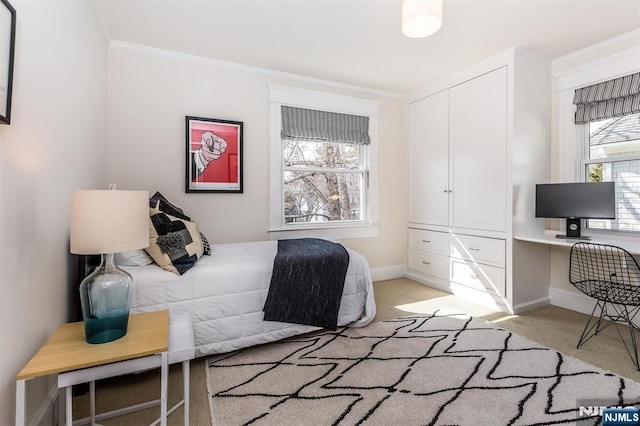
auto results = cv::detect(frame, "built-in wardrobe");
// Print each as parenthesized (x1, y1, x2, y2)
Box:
(406, 48, 552, 313)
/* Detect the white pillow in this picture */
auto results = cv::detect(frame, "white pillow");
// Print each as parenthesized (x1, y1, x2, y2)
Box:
(115, 249, 153, 267)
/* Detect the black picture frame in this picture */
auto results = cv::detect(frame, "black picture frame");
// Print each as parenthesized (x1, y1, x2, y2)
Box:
(0, 0, 15, 125)
(185, 116, 243, 193)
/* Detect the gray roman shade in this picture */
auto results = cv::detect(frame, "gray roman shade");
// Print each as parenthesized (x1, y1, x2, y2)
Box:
(282, 106, 370, 144)
(573, 72, 640, 124)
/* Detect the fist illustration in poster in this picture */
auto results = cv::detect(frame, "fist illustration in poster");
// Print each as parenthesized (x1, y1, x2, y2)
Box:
(192, 131, 228, 178)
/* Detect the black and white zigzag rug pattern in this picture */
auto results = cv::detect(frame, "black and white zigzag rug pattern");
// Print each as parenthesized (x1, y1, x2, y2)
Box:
(206, 312, 640, 425)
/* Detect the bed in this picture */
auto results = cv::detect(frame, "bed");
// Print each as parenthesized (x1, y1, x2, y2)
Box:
(118, 240, 376, 357)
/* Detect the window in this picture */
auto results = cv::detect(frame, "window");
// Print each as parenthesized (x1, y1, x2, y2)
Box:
(269, 85, 379, 239)
(580, 113, 640, 232)
(573, 72, 640, 234)
(283, 138, 365, 223)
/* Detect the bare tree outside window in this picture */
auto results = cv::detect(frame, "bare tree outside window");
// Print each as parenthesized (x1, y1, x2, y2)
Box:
(283, 139, 364, 223)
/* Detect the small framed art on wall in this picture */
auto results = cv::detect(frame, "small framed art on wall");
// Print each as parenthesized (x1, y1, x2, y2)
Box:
(0, 0, 16, 125)
(185, 116, 243, 193)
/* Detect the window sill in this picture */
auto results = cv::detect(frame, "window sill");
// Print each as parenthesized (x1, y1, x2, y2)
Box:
(268, 224, 379, 240)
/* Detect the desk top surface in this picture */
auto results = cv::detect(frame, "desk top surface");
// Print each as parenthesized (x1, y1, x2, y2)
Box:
(514, 230, 640, 255)
(17, 310, 169, 380)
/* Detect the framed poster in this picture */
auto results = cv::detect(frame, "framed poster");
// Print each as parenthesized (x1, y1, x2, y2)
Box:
(185, 116, 243, 193)
(0, 0, 15, 124)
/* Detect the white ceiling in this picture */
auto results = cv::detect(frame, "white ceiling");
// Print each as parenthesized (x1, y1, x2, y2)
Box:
(91, 0, 640, 95)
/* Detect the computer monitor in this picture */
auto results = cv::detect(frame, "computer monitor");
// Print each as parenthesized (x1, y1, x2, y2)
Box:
(535, 182, 616, 240)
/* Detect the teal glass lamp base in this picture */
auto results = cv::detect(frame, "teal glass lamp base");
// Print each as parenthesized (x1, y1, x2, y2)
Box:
(79, 253, 133, 344)
(83, 313, 129, 344)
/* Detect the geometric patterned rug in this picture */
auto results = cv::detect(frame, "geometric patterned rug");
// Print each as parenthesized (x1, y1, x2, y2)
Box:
(206, 311, 640, 425)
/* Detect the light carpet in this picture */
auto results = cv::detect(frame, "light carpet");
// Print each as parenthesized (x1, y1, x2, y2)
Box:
(206, 311, 640, 425)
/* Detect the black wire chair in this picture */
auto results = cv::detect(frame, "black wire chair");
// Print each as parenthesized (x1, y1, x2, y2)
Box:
(569, 242, 640, 370)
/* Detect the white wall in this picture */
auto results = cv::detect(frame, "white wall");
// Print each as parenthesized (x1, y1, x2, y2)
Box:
(107, 45, 407, 271)
(0, 1, 107, 423)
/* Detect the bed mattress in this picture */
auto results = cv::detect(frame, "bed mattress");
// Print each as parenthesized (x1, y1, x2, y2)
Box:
(121, 240, 375, 357)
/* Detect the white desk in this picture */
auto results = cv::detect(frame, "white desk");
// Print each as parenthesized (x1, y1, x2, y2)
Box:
(514, 230, 640, 255)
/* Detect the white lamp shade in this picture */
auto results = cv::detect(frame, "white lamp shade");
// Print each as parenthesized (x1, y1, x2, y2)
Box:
(402, 0, 442, 38)
(70, 190, 149, 255)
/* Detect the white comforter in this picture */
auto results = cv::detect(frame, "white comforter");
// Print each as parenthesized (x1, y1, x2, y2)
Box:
(121, 240, 376, 357)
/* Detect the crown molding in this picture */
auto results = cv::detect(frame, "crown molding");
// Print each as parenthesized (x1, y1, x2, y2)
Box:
(553, 46, 640, 91)
(552, 29, 640, 75)
(109, 41, 405, 100)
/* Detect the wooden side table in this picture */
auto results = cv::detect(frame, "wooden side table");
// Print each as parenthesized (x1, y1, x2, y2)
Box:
(67, 312, 195, 426)
(16, 310, 170, 426)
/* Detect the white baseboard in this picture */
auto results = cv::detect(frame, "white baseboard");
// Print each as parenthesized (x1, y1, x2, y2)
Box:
(404, 270, 513, 314)
(370, 264, 405, 282)
(406, 270, 550, 315)
(512, 297, 551, 314)
(549, 287, 597, 316)
(404, 270, 450, 292)
(549, 287, 640, 328)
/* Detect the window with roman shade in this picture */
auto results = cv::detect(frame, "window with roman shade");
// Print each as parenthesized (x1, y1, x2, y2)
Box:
(269, 86, 379, 239)
(573, 72, 640, 124)
(280, 106, 370, 224)
(574, 72, 640, 233)
(281, 106, 371, 145)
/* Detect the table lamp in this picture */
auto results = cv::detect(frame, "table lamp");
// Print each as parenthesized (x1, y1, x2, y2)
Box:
(70, 190, 149, 344)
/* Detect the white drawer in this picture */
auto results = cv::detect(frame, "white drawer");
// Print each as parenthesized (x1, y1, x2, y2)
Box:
(449, 234, 505, 268)
(450, 258, 506, 297)
(408, 251, 450, 279)
(408, 229, 449, 255)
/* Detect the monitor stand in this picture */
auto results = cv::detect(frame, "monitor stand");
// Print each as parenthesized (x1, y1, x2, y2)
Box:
(554, 234, 592, 240)
(555, 218, 591, 240)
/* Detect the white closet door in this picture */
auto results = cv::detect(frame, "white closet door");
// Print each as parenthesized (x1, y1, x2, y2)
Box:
(408, 90, 450, 226)
(448, 67, 508, 232)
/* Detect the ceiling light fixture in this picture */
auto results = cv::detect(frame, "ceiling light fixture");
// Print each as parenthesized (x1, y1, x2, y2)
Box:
(402, 0, 443, 38)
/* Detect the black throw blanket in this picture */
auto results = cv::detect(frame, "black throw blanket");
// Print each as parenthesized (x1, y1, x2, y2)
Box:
(263, 238, 349, 330)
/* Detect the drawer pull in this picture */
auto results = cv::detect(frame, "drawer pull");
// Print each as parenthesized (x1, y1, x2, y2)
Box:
(422, 261, 431, 265)
(468, 247, 480, 251)
(422, 239, 431, 243)
(470, 273, 480, 279)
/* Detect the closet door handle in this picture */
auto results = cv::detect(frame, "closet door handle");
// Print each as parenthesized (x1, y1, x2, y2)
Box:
(422, 240, 431, 243)
(468, 247, 480, 251)
(422, 261, 431, 265)
(443, 189, 452, 193)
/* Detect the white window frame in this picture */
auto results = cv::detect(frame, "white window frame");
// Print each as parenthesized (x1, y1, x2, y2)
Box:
(556, 47, 640, 239)
(576, 118, 640, 232)
(268, 84, 379, 240)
